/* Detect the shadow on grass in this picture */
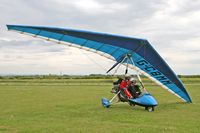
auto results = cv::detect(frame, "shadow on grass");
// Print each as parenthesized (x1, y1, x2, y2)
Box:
(102, 101, 193, 112)
(105, 103, 151, 112)
(157, 101, 192, 111)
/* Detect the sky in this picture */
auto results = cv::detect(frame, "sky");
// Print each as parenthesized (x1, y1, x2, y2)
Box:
(0, 0, 200, 75)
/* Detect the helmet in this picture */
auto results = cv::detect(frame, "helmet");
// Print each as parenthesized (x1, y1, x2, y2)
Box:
(130, 78, 137, 84)
(124, 74, 131, 80)
(125, 74, 131, 78)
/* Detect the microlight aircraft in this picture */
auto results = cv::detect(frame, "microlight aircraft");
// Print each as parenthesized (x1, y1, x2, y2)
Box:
(7, 25, 192, 111)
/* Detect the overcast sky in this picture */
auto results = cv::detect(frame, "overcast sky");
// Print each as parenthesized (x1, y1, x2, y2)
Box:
(0, 0, 200, 75)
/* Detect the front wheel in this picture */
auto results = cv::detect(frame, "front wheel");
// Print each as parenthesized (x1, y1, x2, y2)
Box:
(145, 106, 154, 112)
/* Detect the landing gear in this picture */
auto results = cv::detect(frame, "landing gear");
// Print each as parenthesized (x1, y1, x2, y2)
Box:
(145, 106, 154, 112)
(128, 102, 135, 107)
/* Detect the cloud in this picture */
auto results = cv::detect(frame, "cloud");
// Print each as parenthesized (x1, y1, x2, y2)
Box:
(0, 38, 118, 75)
(0, 0, 199, 75)
(68, 0, 130, 14)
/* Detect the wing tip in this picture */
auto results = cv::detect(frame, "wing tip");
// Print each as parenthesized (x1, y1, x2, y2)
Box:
(6, 24, 12, 30)
(6, 24, 20, 30)
(187, 97, 192, 103)
(184, 88, 192, 103)
(184, 94, 192, 103)
(6, 24, 29, 30)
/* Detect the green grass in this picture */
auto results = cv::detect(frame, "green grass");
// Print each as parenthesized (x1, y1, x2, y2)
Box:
(0, 79, 199, 133)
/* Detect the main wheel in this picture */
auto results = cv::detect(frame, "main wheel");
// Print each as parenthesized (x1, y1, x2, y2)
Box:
(128, 102, 135, 106)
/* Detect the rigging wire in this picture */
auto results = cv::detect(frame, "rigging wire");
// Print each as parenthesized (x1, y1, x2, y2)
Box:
(77, 48, 146, 90)
(110, 55, 128, 76)
(77, 48, 109, 72)
(129, 57, 147, 92)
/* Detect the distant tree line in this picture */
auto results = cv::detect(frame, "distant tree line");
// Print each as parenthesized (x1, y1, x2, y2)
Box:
(0, 74, 200, 79)
(178, 75, 200, 78)
(0, 74, 116, 79)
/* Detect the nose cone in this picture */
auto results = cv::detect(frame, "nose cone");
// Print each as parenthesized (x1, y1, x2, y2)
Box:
(130, 93, 158, 106)
(145, 94, 158, 106)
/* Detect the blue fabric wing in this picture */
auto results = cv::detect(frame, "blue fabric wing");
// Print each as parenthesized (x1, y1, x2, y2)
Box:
(6, 25, 192, 102)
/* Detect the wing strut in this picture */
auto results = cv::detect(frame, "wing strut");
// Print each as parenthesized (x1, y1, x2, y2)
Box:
(129, 56, 147, 92)
(107, 53, 147, 92)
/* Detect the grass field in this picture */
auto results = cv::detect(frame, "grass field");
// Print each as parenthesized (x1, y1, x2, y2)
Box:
(0, 78, 199, 133)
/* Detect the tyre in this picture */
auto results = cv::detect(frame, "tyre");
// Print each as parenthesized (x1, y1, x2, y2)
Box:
(145, 106, 154, 112)
(128, 102, 135, 106)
